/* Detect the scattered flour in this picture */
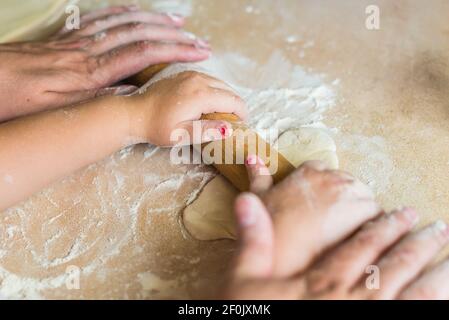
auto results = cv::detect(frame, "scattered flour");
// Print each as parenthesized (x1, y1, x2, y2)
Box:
(150, 0, 192, 16)
(139, 50, 338, 143)
(339, 134, 394, 195)
(285, 35, 299, 43)
(0, 0, 393, 300)
(137, 271, 188, 299)
(0, 49, 340, 298)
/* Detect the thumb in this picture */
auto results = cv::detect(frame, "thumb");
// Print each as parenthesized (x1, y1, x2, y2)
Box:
(232, 192, 274, 279)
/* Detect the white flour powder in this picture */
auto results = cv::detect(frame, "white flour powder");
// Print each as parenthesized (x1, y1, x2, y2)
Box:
(0, 50, 338, 299)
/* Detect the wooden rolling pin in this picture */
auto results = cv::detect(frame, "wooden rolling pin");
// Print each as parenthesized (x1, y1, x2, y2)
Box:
(129, 65, 296, 191)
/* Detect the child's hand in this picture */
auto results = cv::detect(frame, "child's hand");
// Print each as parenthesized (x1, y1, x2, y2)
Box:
(129, 71, 248, 146)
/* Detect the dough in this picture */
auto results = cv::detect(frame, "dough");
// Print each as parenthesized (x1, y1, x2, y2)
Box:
(274, 128, 339, 169)
(0, 0, 72, 43)
(183, 176, 239, 240)
(183, 127, 338, 241)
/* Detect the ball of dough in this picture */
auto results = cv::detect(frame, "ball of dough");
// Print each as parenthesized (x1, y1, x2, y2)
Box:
(275, 128, 338, 169)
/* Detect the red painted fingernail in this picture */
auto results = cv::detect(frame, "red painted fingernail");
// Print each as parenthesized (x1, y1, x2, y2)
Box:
(219, 125, 227, 137)
(245, 155, 257, 165)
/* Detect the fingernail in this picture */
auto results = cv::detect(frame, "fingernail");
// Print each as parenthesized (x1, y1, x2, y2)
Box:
(245, 155, 257, 166)
(167, 13, 184, 23)
(197, 47, 212, 56)
(433, 220, 449, 238)
(183, 31, 197, 40)
(202, 123, 229, 142)
(183, 32, 210, 49)
(195, 38, 210, 49)
(238, 194, 258, 227)
(218, 125, 232, 138)
(400, 207, 419, 226)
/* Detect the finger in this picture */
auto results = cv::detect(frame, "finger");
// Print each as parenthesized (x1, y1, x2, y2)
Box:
(306, 208, 418, 294)
(95, 42, 211, 85)
(195, 87, 248, 121)
(171, 120, 233, 146)
(270, 161, 382, 276)
(88, 23, 209, 55)
(299, 160, 329, 171)
(399, 259, 449, 300)
(232, 193, 274, 279)
(245, 155, 273, 196)
(55, 5, 139, 37)
(361, 220, 449, 299)
(80, 5, 140, 25)
(182, 74, 247, 120)
(78, 11, 185, 36)
(47, 85, 137, 108)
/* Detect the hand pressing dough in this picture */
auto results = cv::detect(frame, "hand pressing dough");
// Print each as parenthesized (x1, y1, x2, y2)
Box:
(182, 127, 338, 241)
(0, 0, 71, 43)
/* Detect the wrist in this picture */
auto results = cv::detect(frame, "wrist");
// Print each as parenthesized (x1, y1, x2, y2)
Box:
(124, 94, 155, 145)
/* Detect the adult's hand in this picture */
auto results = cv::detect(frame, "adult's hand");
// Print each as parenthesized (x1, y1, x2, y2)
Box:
(223, 158, 449, 299)
(0, 5, 211, 121)
(244, 156, 383, 277)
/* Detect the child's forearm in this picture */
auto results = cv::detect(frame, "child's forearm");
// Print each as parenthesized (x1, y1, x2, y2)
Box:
(0, 71, 246, 211)
(0, 96, 137, 211)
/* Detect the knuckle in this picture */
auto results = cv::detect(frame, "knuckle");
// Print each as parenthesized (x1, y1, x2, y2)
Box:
(354, 228, 380, 248)
(130, 22, 146, 31)
(83, 36, 97, 47)
(306, 269, 346, 296)
(67, 50, 90, 63)
(83, 56, 104, 86)
(390, 246, 417, 266)
(135, 41, 152, 53)
(85, 56, 100, 75)
(92, 18, 108, 30)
